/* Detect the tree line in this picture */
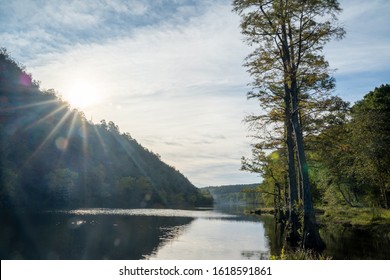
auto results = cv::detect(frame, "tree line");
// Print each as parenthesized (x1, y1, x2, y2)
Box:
(203, 183, 260, 205)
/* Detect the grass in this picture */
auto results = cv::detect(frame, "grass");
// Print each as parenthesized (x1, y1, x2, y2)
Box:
(317, 205, 390, 227)
(250, 205, 390, 227)
(270, 247, 332, 260)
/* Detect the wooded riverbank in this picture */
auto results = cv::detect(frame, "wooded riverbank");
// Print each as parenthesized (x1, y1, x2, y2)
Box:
(248, 206, 390, 259)
(250, 206, 390, 226)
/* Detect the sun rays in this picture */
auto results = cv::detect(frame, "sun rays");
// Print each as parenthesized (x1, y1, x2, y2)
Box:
(62, 81, 102, 109)
(2, 48, 213, 214)
(3, 97, 90, 174)
(15, 98, 106, 171)
(1, 48, 179, 209)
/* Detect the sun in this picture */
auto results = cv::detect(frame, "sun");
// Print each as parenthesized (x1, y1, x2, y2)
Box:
(64, 82, 101, 109)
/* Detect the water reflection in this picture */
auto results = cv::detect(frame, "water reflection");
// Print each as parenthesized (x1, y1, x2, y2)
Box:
(258, 214, 390, 259)
(241, 250, 270, 260)
(0, 211, 194, 259)
(61, 208, 236, 219)
(146, 218, 269, 260)
(321, 224, 390, 259)
(0, 208, 269, 260)
(3, 207, 386, 259)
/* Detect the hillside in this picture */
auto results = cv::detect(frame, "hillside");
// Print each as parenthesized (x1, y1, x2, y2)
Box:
(203, 183, 260, 205)
(0, 50, 212, 210)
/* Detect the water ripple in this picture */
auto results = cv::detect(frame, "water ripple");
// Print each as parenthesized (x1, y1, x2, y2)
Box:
(57, 208, 237, 219)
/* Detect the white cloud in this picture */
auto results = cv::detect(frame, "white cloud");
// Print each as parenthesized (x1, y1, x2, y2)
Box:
(4, 0, 100, 29)
(24, 2, 259, 187)
(43, 3, 100, 28)
(325, 0, 390, 74)
(105, 0, 149, 15)
(4, 0, 387, 186)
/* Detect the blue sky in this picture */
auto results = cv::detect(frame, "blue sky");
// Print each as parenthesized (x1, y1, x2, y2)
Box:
(1, 0, 389, 187)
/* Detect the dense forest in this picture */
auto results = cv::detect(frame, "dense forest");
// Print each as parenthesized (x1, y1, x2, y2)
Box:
(203, 183, 259, 205)
(0, 49, 213, 210)
(245, 84, 390, 211)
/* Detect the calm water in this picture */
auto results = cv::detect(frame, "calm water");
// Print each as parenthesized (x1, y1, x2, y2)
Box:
(1, 207, 389, 259)
(0, 207, 271, 260)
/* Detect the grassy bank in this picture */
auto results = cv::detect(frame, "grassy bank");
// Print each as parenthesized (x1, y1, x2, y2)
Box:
(317, 206, 390, 227)
(249, 205, 390, 227)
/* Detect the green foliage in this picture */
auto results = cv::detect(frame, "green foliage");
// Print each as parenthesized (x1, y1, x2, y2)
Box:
(203, 184, 260, 205)
(0, 49, 212, 210)
(0, 168, 19, 205)
(116, 176, 155, 208)
(319, 206, 390, 226)
(349, 85, 390, 208)
(270, 247, 332, 260)
(45, 168, 79, 206)
(308, 85, 390, 209)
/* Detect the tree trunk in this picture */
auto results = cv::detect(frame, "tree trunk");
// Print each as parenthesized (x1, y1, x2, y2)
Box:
(280, 14, 300, 246)
(291, 85, 325, 251)
(284, 174, 289, 207)
(284, 87, 300, 245)
(380, 185, 388, 209)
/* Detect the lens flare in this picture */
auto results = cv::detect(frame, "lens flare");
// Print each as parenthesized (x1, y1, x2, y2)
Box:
(55, 137, 68, 151)
(64, 82, 101, 109)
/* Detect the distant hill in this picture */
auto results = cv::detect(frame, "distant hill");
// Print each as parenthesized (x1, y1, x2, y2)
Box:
(0, 49, 212, 210)
(203, 183, 260, 205)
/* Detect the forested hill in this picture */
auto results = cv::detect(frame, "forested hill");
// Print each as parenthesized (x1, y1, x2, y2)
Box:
(0, 50, 212, 210)
(203, 184, 259, 205)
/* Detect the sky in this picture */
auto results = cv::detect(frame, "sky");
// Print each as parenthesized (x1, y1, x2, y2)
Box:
(1, 0, 389, 187)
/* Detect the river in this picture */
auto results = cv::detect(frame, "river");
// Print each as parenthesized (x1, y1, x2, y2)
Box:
(1, 207, 271, 259)
(1, 206, 389, 259)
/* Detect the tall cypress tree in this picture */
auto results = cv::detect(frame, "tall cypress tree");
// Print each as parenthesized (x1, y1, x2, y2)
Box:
(234, 0, 345, 250)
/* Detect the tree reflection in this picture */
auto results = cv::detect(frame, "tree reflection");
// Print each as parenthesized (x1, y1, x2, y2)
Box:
(0, 211, 193, 259)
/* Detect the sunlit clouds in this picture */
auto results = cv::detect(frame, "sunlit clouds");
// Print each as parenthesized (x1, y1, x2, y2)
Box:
(1, 0, 389, 186)
(63, 81, 103, 109)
